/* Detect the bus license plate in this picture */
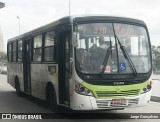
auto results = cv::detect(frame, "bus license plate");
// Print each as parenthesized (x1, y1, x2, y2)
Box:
(111, 99, 126, 104)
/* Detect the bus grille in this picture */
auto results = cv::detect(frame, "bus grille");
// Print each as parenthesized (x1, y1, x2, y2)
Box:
(96, 98, 139, 108)
(95, 90, 140, 97)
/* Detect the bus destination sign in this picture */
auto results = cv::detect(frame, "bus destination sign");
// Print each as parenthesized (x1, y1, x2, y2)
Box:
(84, 24, 135, 36)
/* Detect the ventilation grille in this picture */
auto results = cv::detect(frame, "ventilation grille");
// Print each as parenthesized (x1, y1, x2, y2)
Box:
(96, 90, 140, 97)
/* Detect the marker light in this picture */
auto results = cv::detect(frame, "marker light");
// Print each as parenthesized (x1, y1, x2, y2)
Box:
(147, 85, 151, 90)
(140, 82, 152, 94)
(150, 81, 153, 85)
(143, 88, 147, 92)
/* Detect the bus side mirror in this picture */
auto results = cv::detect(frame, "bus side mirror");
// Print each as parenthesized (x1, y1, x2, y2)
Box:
(72, 32, 78, 47)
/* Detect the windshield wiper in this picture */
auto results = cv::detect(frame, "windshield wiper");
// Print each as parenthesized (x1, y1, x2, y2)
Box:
(115, 35, 137, 76)
(100, 46, 112, 78)
(100, 37, 113, 78)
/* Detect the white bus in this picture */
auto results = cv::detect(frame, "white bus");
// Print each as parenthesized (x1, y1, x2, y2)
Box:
(7, 16, 152, 111)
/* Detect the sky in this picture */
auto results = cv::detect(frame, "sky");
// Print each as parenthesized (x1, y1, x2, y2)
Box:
(0, 0, 160, 51)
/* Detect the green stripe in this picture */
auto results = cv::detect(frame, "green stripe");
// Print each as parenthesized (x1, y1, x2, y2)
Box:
(82, 80, 150, 98)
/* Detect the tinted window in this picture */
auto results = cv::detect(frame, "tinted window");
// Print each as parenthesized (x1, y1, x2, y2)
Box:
(18, 40, 22, 61)
(44, 31, 55, 62)
(33, 35, 42, 62)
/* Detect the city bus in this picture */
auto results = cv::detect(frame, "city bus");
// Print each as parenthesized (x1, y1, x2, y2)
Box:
(7, 16, 152, 111)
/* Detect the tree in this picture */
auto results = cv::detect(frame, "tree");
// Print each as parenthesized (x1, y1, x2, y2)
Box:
(152, 45, 160, 71)
(0, 51, 7, 63)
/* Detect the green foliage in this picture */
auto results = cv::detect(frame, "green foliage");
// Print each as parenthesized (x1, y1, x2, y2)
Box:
(0, 51, 7, 63)
(152, 45, 160, 71)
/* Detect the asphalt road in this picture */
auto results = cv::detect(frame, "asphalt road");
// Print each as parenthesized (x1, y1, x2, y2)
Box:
(0, 74, 160, 122)
(0, 74, 51, 113)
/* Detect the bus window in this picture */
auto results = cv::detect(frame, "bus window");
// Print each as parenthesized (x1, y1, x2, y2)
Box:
(12, 41, 17, 62)
(33, 35, 42, 62)
(44, 31, 55, 61)
(7, 43, 12, 62)
(131, 37, 138, 55)
(18, 40, 22, 62)
(139, 37, 147, 55)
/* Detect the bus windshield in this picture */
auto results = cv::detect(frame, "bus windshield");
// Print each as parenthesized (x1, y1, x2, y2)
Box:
(75, 23, 151, 74)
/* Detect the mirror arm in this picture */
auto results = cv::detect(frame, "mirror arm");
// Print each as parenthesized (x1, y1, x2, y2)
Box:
(72, 32, 78, 47)
(69, 58, 73, 79)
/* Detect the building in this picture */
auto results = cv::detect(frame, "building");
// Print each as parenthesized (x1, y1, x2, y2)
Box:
(0, 2, 5, 52)
(0, 2, 5, 51)
(0, 27, 4, 51)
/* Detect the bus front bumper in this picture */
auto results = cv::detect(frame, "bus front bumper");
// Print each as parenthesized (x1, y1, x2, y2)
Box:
(70, 90, 151, 110)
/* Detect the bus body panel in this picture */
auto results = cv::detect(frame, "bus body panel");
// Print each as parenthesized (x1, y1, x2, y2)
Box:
(7, 63, 24, 92)
(30, 63, 59, 100)
(7, 62, 59, 102)
(70, 64, 152, 110)
(70, 89, 151, 110)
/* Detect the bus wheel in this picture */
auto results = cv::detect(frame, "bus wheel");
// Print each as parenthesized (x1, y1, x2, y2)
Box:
(49, 86, 58, 112)
(15, 79, 21, 96)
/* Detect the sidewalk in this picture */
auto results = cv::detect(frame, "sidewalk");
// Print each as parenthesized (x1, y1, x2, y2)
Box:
(152, 74, 160, 81)
(0, 65, 7, 74)
(151, 74, 160, 102)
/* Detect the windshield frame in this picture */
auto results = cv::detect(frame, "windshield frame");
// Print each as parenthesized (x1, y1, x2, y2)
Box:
(73, 20, 152, 83)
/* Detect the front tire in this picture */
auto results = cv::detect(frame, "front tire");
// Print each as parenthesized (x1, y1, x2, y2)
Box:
(15, 79, 22, 96)
(48, 86, 58, 112)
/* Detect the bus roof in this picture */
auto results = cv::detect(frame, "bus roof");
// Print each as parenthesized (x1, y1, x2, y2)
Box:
(71, 15, 145, 25)
(8, 15, 146, 43)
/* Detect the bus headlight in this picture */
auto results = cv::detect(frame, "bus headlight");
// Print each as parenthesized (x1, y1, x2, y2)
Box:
(75, 82, 93, 96)
(140, 83, 152, 94)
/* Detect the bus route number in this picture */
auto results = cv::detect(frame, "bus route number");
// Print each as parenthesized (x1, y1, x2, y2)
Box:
(93, 26, 107, 35)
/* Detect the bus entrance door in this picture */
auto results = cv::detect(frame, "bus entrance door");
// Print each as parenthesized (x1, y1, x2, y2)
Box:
(23, 40, 31, 93)
(59, 31, 70, 105)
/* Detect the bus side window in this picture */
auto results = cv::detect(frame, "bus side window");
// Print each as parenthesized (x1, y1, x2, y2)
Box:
(76, 48, 83, 65)
(12, 41, 17, 62)
(44, 31, 55, 62)
(17, 40, 22, 62)
(7, 43, 12, 62)
(33, 35, 42, 62)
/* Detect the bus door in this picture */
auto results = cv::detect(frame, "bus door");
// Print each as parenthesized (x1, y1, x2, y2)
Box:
(23, 40, 31, 93)
(59, 30, 70, 105)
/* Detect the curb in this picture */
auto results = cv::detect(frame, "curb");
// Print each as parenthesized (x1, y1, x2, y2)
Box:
(152, 79, 160, 81)
(150, 96, 160, 103)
